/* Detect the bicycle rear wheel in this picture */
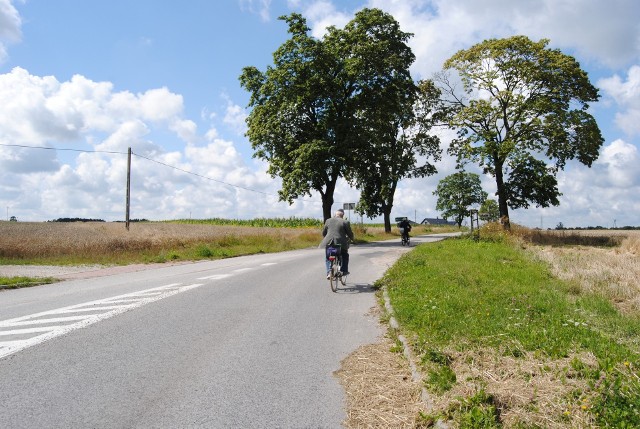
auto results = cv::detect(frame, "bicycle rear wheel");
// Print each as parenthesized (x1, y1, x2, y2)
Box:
(330, 266, 339, 292)
(328, 259, 339, 292)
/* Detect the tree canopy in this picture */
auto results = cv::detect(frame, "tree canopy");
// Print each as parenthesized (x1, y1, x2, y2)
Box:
(240, 13, 343, 221)
(240, 9, 437, 223)
(344, 28, 442, 231)
(433, 171, 487, 227)
(439, 35, 604, 229)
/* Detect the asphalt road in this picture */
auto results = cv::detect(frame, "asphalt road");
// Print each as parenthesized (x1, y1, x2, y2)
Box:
(0, 234, 456, 428)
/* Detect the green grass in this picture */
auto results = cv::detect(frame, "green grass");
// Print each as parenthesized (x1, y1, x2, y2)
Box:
(380, 237, 640, 427)
(0, 276, 57, 289)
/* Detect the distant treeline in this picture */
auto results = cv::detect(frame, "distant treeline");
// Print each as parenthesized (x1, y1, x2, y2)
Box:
(49, 218, 106, 223)
(167, 217, 323, 228)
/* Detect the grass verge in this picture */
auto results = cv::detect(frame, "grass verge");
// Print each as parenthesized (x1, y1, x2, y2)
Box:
(379, 236, 640, 427)
(0, 276, 58, 290)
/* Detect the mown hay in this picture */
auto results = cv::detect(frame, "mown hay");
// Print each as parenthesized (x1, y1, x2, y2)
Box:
(336, 336, 426, 428)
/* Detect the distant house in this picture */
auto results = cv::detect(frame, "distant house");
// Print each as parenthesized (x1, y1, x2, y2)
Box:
(420, 217, 456, 226)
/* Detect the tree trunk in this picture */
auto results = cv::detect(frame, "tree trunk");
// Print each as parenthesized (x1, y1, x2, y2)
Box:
(382, 180, 398, 233)
(383, 205, 392, 233)
(321, 176, 338, 222)
(494, 159, 511, 230)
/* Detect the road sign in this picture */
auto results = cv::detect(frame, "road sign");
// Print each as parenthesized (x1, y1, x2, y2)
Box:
(343, 203, 355, 210)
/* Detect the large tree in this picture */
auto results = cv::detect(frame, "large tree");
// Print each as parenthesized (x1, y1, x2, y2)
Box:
(438, 36, 604, 229)
(240, 9, 423, 222)
(239, 14, 346, 221)
(338, 12, 441, 232)
(433, 171, 487, 227)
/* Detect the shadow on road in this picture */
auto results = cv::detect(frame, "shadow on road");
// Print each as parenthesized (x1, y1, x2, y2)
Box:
(335, 283, 376, 294)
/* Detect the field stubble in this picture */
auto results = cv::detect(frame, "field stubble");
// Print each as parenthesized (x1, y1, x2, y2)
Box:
(526, 230, 640, 314)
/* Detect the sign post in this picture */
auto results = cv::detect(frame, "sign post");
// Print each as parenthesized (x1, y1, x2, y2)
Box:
(343, 202, 355, 221)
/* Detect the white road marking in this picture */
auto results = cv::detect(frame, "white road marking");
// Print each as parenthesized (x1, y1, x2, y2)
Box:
(261, 263, 278, 266)
(197, 274, 232, 280)
(1, 260, 279, 360)
(2, 316, 93, 327)
(0, 283, 199, 360)
(0, 327, 57, 336)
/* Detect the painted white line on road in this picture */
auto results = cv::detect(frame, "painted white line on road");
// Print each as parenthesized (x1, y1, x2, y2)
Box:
(0, 326, 57, 336)
(197, 274, 232, 280)
(1, 315, 92, 327)
(49, 305, 135, 314)
(0, 283, 202, 360)
(261, 263, 278, 266)
(233, 268, 254, 273)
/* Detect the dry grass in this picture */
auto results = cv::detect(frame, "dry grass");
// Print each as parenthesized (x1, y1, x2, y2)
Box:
(526, 231, 640, 315)
(435, 348, 599, 428)
(0, 221, 321, 263)
(336, 336, 426, 428)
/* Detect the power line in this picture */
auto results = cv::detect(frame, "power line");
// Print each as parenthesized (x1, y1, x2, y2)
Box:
(0, 142, 335, 204)
(0, 142, 126, 155)
(132, 151, 277, 197)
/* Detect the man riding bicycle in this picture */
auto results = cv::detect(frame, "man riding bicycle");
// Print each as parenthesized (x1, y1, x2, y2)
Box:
(397, 217, 412, 242)
(319, 209, 354, 279)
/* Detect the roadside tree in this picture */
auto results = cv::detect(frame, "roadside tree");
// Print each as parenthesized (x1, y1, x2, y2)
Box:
(344, 18, 442, 232)
(434, 171, 487, 227)
(240, 9, 429, 222)
(438, 36, 604, 229)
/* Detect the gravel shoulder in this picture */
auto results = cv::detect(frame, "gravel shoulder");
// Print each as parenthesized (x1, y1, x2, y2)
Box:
(0, 262, 193, 280)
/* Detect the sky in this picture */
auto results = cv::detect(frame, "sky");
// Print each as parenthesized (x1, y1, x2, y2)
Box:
(0, 0, 639, 228)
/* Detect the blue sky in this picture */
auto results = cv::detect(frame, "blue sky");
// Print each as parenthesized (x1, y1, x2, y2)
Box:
(1, 0, 639, 228)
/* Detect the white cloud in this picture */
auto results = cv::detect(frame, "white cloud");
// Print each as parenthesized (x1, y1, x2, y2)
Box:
(0, 0, 21, 63)
(599, 65, 640, 136)
(223, 100, 248, 135)
(0, 68, 192, 154)
(239, 0, 272, 22)
(599, 139, 640, 187)
(357, 0, 640, 78)
(509, 139, 640, 228)
(300, 0, 353, 38)
(0, 67, 278, 221)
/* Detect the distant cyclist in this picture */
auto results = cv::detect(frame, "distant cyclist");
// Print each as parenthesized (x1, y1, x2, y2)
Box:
(397, 217, 412, 242)
(319, 209, 354, 278)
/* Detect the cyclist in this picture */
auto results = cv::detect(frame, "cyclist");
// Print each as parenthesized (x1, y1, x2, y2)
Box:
(397, 217, 412, 243)
(319, 209, 354, 279)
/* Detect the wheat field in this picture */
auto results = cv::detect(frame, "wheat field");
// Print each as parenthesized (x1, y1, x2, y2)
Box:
(0, 221, 322, 262)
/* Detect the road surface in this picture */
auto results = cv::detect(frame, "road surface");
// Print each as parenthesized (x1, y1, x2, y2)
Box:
(0, 234, 455, 428)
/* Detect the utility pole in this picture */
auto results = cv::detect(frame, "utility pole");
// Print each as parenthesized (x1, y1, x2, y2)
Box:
(126, 147, 131, 231)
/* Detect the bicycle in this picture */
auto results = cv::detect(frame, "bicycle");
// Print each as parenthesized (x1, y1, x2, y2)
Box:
(326, 244, 347, 292)
(400, 228, 410, 246)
